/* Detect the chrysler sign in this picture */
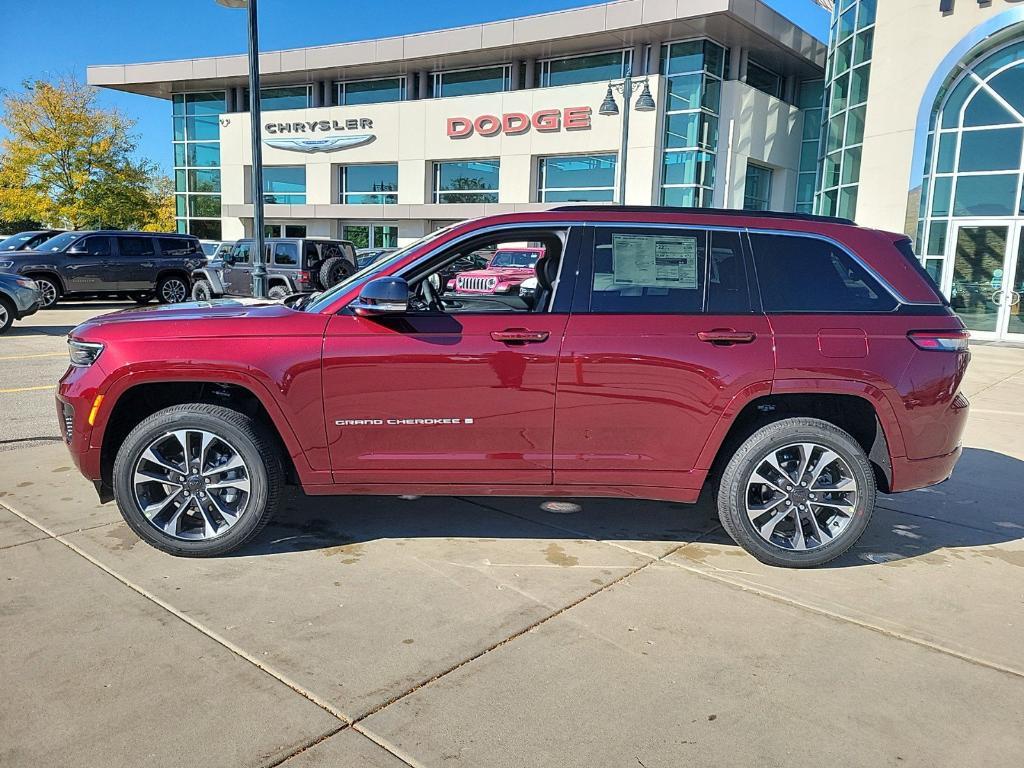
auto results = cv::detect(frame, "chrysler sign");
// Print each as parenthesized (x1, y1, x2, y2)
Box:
(447, 107, 592, 138)
(264, 118, 375, 153)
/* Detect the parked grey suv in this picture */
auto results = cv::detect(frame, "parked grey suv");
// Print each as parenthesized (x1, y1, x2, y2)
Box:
(0, 272, 42, 334)
(191, 237, 356, 300)
(0, 231, 204, 308)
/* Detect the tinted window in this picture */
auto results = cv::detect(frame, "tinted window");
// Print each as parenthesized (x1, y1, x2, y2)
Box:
(158, 237, 198, 256)
(490, 251, 540, 268)
(750, 233, 897, 312)
(79, 236, 111, 257)
(587, 228, 751, 314)
(119, 237, 156, 259)
(234, 244, 251, 264)
(274, 243, 299, 265)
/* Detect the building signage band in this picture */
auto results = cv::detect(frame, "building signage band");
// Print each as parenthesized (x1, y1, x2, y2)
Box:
(447, 107, 592, 138)
(939, 0, 1022, 11)
(263, 118, 376, 153)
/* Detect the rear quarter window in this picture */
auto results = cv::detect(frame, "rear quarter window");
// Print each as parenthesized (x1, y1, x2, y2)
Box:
(158, 237, 199, 257)
(750, 233, 898, 313)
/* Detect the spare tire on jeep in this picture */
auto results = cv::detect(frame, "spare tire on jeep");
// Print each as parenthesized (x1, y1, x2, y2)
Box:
(319, 256, 354, 289)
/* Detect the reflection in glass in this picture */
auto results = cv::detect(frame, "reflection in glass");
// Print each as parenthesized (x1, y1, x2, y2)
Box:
(950, 225, 1008, 332)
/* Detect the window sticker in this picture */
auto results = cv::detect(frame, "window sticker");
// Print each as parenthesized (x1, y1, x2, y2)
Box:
(610, 234, 699, 289)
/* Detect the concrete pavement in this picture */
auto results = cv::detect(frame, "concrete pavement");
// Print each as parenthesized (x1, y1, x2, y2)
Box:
(0, 310, 1022, 767)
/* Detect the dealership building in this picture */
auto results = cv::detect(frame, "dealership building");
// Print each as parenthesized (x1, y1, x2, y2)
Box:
(88, 0, 1024, 340)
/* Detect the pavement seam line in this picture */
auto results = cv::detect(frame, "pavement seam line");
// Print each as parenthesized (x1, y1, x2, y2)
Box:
(663, 553, 1024, 680)
(0, 519, 121, 551)
(0, 499, 354, 724)
(263, 724, 350, 768)
(352, 725, 431, 768)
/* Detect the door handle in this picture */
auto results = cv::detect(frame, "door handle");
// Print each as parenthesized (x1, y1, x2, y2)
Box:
(697, 329, 757, 345)
(491, 328, 550, 344)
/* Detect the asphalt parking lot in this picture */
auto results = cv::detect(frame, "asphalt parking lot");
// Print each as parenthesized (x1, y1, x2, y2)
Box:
(1, 303, 1023, 767)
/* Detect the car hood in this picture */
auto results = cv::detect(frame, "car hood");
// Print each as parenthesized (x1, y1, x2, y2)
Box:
(72, 298, 300, 338)
(458, 267, 535, 280)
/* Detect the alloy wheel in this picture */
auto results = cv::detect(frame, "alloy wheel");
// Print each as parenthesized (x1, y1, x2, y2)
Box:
(0, 303, 8, 328)
(744, 442, 859, 551)
(161, 279, 188, 303)
(38, 280, 57, 307)
(132, 429, 252, 540)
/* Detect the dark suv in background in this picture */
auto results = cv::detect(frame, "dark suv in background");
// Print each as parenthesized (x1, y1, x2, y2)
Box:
(0, 231, 203, 307)
(0, 230, 66, 252)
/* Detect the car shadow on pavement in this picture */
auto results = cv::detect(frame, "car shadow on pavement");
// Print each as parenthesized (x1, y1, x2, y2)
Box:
(230, 447, 1024, 568)
(4, 323, 78, 337)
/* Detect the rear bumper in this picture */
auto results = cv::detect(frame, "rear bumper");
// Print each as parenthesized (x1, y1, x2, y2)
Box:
(889, 445, 962, 493)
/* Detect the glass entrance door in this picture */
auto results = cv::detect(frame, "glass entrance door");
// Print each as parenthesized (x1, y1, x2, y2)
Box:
(340, 223, 398, 250)
(945, 222, 1024, 340)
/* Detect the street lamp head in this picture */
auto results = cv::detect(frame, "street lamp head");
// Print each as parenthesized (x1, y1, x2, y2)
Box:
(634, 80, 656, 112)
(598, 85, 619, 116)
(215, 0, 248, 7)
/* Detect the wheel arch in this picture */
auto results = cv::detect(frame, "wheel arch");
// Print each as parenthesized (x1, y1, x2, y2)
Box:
(23, 269, 65, 293)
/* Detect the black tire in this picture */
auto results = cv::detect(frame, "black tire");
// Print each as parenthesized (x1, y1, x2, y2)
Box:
(131, 292, 154, 305)
(191, 280, 216, 301)
(319, 256, 354, 289)
(0, 296, 14, 334)
(112, 404, 284, 557)
(32, 275, 60, 308)
(267, 285, 289, 300)
(157, 275, 190, 304)
(716, 417, 875, 568)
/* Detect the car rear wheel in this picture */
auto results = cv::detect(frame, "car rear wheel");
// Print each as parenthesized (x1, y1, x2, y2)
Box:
(33, 276, 60, 308)
(158, 276, 189, 304)
(112, 404, 283, 557)
(267, 285, 289, 300)
(191, 280, 215, 301)
(0, 297, 13, 334)
(716, 418, 875, 568)
(319, 256, 353, 289)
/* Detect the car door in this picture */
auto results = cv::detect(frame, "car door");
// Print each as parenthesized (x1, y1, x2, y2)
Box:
(115, 235, 159, 290)
(63, 235, 115, 293)
(321, 226, 581, 485)
(223, 242, 252, 295)
(553, 224, 774, 494)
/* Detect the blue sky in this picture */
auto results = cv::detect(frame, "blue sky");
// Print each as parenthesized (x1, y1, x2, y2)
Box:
(0, 0, 828, 176)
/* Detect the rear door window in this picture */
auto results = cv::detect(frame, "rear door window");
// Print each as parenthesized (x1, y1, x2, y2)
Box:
(750, 233, 898, 313)
(118, 236, 156, 259)
(581, 227, 752, 313)
(274, 242, 299, 265)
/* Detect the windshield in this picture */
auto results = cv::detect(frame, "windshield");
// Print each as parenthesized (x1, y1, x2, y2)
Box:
(0, 232, 40, 251)
(36, 232, 81, 252)
(302, 225, 457, 313)
(201, 242, 219, 256)
(490, 250, 540, 268)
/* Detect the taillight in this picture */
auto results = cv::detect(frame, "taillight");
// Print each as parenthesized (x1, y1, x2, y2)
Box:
(908, 330, 970, 352)
(298, 270, 311, 283)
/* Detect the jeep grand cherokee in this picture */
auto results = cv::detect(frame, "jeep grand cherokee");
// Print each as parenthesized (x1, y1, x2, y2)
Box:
(57, 207, 969, 567)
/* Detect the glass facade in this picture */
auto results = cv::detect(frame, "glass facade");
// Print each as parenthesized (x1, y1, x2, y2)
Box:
(432, 66, 510, 98)
(262, 166, 306, 205)
(244, 86, 312, 111)
(340, 164, 399, 204)
(796, 79, 824, 214)
(746, 60, 783, 99)
(538, 154, 617, 202)
(336, 78, 405, 105)
(539, 50, 630, 88)
(433, 160, 500, 203)
(817, 0, 875, 220)
(743, 163, 774, 210)
(659, 39, 725, 207)
(172, 91, 225, 239)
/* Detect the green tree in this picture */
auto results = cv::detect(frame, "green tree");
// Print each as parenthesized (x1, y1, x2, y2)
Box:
(0, 76, 170, 230)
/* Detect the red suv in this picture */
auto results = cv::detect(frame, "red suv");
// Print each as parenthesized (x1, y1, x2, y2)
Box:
(449, 246, 545, 295)
(58, 208, 969, 567)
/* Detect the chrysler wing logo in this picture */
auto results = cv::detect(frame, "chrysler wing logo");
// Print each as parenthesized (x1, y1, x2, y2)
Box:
(264, 134, 375, 153)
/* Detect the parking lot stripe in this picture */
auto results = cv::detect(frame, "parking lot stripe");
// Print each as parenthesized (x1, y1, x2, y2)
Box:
(0, 352, 67, 361)
(0, 385, 56, 394)
(0, 499, 353, 725)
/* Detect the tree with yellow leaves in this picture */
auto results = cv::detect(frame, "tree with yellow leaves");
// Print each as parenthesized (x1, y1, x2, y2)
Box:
(0, 76, 174, 231)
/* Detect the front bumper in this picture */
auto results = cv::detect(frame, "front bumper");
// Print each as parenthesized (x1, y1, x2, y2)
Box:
(56, 363, 106, 483)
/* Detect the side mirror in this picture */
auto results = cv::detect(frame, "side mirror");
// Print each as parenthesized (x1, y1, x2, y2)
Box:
(67, 245, 86, 255)
(353, 276, 409, 316)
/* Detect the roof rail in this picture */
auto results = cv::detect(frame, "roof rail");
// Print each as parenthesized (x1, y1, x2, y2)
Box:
(550, 205, 856, 226)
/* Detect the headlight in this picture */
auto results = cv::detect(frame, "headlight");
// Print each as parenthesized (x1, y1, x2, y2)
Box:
(68, 340, 104, 367)
(0, 260, 14, 270)
(15, 277, 36, 289)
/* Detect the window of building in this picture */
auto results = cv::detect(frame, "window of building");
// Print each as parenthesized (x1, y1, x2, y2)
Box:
(244, 85, 312, 111)
(659, 40, 725, 208)
(583, 228, 750, 314)
(749, 233, 896, 313)
(433, 160, 500, 203)
(539, 50, 630, 88)
(340, 164, 398, 204)
(336, 77, 405, 105)
(262, 166, 306, 204)
(537, 154, 616, 202)
(746, 60, 783, 99)
(743, 163, 774, 211)
(172, 91, 225, 239)
(264, 224, 307, 238)
(795, 79, 824, 214)
(432, 66, 510, 98)
(341, 223, 399, 249)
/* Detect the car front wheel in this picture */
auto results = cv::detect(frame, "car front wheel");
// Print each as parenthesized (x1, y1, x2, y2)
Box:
(191, 280, 216, 301)
(0, 297, 13, 334)
(112, 404, 283, 557)
(716, 417, 875, 568)
(33, 276, 60, 308)
(157, 276, 189, 304)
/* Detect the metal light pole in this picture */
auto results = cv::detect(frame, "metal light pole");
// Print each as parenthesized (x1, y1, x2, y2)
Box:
(217, 0, 267, 298)
(599, 71, 656, 204)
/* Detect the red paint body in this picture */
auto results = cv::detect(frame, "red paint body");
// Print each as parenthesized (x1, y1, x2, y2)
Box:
(58, 209, 970, 505)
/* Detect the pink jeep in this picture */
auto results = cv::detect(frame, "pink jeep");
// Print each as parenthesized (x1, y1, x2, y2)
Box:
(449, 247, 544, 295)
